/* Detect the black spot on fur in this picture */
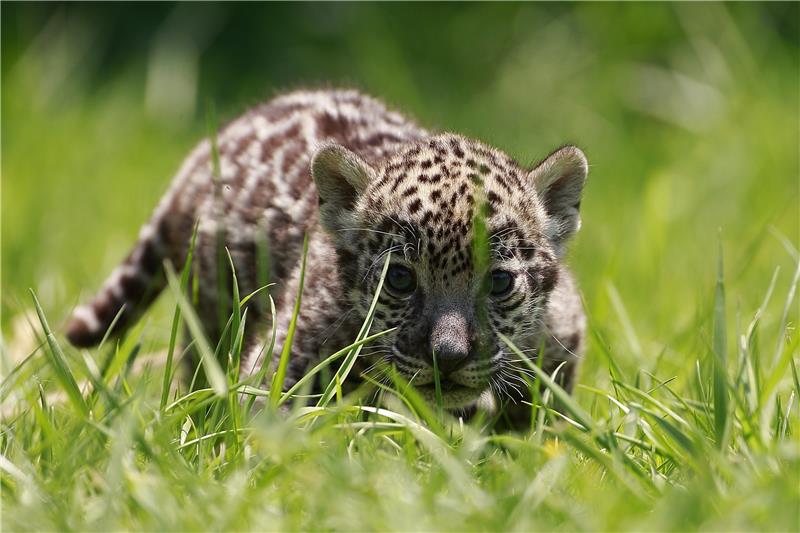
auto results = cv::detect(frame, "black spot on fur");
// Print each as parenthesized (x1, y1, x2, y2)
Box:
(450, 138, 465, 158)
(120, 274, 147, 299)
(402, 186, 418, 197)
(140, 241, 162, 275)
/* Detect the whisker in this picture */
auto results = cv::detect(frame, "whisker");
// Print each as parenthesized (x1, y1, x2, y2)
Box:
(337, 227, 402, 238)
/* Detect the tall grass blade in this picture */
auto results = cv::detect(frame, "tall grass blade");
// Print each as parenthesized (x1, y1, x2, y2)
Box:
(238, 283, 275, 309)
(590, 328, 625, 381)
(316, 252, 391, 408)
(164, 264, 227, 397)
(712, 239, 730, 449)
(499, 332, 594, 432)
(607, 282, 643, 360)
(279, 328, 395, 405)
(771, 257, 800, 369)
(431, 349, 444, 418)
(95, 304, 127, 354)
(244, 294, 277, 414)
(759, 332, 800, 442)
(225, 247, 244, 384)
(383, 365, 446, 437)
(556, 428, 652, 499)
(160, 223, 198, 410)
(29, 290, 89, 417)
(270, 233, 309, 406)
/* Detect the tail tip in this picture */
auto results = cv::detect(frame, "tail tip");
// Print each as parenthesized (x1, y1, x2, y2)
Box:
(65, 306, 102, 348)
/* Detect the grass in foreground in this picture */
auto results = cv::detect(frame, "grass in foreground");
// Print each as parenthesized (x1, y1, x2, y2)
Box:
(1, 246, 798, 532)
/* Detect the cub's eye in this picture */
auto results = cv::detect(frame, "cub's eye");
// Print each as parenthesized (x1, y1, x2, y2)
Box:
(386, 265, 416, 296)
(490, 270, 514, 297)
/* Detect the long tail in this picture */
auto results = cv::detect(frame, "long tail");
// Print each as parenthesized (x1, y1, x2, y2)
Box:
(66, 223, 171, 347)
(66, 135, 212, 348)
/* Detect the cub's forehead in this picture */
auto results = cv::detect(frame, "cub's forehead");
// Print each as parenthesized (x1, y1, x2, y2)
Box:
(352, 135, 549, 276)
(364, 134, 535, 222)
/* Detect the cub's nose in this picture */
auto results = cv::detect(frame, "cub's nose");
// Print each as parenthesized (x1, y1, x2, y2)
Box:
(429, 308, 473, 376)
(433, 343, 470, 376)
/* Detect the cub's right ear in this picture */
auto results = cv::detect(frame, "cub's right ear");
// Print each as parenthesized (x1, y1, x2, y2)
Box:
(528, 145, 588, 251)
(311, 143, 376, 231)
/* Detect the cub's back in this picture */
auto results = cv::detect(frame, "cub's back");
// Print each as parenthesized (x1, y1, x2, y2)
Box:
(66, 89, 427, 347)
(181, 89, 427, 282)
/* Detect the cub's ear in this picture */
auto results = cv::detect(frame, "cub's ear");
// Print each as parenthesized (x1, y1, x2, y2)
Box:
(528, 146, 588, 249)
(311, 143, 376, 231)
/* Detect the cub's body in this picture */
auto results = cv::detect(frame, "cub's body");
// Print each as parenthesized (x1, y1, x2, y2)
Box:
(68, 89, 586, 420)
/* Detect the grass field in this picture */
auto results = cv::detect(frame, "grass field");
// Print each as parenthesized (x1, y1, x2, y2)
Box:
(2, 4, 799, 531)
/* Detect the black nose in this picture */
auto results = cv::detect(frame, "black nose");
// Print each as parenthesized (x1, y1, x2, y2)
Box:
(433, 344, 470, 376)
(429, 308, 473, 377)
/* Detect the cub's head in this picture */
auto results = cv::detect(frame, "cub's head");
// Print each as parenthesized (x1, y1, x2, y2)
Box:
(312, 134, 587, 408)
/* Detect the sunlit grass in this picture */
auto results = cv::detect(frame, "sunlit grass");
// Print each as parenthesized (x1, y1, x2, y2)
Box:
(2, 244, 798, 531)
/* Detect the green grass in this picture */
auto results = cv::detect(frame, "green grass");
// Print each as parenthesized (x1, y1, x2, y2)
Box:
(2, 3, 799, 531)
(2, 245, 798, 531)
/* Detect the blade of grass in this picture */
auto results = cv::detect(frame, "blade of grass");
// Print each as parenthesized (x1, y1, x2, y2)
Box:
(100, 319, 145, 387)
(553, 427, 653, 500)
(29, 290, 89, 417)
(431, 349, 444, 420)
(590, 328, 625, 382)
(160, 223, 199, 410)
(499, 332, 594, 432)
(771, 256, 800, 370)
(238, 283, 275, 309)
(164, 263, 227, 397)
(95, 303, 128, 354)
(316, 252, 391, 408)
(299, 404, 484, 504)
(270, 233, 308, 407)
(244, 294, 277, 415)
(278, 328, 396, 405)
(759, 331, 800, 442)
(607, 282, 643, 360)
(0, 343, 45, 400)
(225, 247, 242, 376)
(712, 238, 730, 449)
(612, 381, 690, 427)
(382, 365, 446, 437)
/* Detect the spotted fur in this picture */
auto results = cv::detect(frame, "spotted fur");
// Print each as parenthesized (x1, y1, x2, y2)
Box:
(67, 88, 587, 420)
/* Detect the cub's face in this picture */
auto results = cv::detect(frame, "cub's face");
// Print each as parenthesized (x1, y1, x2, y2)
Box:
(313, 134, 587, 408)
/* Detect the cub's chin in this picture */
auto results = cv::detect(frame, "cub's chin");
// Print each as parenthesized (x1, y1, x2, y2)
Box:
(415, 382, 487, 409)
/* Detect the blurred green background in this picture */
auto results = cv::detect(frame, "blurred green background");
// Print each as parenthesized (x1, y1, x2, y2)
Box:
(2, 2, 798, 380)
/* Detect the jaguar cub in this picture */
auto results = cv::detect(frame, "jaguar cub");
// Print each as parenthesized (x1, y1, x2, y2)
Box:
(67, 89, 587, 419)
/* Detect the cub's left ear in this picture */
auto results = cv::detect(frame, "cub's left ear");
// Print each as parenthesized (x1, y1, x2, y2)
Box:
(528, 146, 588, 248)
(311, 143, 376, 232)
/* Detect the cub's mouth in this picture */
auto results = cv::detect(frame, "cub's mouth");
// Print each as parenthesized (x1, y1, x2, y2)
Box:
(418, 379, 464, 392)
(415, 380, 485, 409)
(384, 348, 490, 408)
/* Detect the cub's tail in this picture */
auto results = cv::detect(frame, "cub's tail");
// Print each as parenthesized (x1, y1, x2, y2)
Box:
(66, 221, 174, 348)
(66, 136, 211, 348)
